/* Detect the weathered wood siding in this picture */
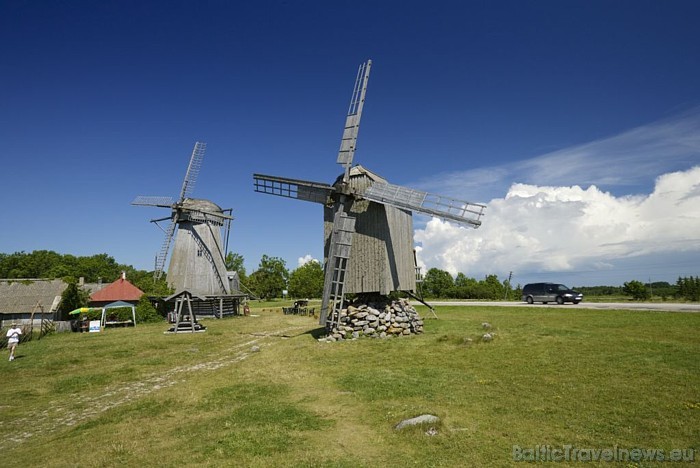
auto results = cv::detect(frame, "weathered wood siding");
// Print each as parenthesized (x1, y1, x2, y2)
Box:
(167, 221, 229, 295)
(323, 168, 417, 295)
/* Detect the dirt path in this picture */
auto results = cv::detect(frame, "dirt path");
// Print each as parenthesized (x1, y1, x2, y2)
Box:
(1, 325, 303, 449)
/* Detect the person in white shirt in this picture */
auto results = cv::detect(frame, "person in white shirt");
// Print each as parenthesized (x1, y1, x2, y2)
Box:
(6, 323, 22, 361)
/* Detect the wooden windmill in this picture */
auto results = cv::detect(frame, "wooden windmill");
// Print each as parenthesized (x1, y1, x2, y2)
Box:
(132, 142, 234, 296)
(254, 61, 485, 326)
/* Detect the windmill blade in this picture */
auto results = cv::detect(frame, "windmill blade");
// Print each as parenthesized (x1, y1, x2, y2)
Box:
(150, 215, 174, 224)
(319, 211, 356, 326)
(178, 141, 206, 201)
(337, 60, 372, 181)
(363, 182, 486, 228)
(132, 196, 175, 207)
(253, 173, 333, 204)
(184, 208, 234, 224)
(154, 217, 178, 280)
(192, 208, 234, 220)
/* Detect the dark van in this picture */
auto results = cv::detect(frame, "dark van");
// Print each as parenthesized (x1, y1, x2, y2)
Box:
(522, 283, 583, 304)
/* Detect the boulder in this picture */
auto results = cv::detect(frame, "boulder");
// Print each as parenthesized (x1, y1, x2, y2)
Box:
(394, 414, 440, 430)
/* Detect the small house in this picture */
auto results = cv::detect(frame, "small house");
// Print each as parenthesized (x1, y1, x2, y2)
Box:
(89, 272, 144, 307)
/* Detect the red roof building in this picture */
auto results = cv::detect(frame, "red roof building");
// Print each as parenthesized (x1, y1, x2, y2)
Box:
(89, 273, 144, 306)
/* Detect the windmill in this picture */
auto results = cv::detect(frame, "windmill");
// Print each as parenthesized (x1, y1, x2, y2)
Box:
(254, 60, 486, 326)
(132, 142, 233, 297)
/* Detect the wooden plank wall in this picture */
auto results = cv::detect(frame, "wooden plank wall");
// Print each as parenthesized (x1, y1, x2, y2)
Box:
(323, 170, 417, 295)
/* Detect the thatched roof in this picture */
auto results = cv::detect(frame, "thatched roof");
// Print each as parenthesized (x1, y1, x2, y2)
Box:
(0, 279, 67, 315)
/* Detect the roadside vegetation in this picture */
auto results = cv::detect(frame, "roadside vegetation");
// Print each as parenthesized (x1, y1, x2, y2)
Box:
(1, 305, 697, 466)
(1, 251, 698, 306)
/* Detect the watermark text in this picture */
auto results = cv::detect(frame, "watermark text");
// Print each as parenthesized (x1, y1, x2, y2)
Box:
(513, 445, 695, 463)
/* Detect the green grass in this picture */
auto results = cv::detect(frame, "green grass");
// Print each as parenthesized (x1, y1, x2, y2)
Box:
(1, 306, 698, 467)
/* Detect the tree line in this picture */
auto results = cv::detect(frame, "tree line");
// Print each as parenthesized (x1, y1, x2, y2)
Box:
(419, 268, 699, 302)
(0, 250, 170, 296)
(225, 252, 323, 299)
(2, 251, 697, 302)
(0, 250, 324, 301)
(619, 277, 700, 301)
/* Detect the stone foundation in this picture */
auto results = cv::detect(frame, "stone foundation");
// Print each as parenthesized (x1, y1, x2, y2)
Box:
(322, 298, 423, 341)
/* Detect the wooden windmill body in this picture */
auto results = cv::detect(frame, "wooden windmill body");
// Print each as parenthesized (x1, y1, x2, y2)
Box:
(323, 165, 415, 296)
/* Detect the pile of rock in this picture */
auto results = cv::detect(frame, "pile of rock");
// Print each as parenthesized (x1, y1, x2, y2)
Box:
(321, 298, 424, 342)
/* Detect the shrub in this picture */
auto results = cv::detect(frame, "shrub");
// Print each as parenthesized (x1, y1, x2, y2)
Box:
(136, 295, 163, 323)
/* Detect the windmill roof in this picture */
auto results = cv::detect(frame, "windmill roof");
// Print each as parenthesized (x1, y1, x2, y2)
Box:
(334, 165, 387, 185)
(182, 198, 225, 212)
(0, 279, 67, 315)
(350, 165, 386, 182)
(89, 277, 144, 302)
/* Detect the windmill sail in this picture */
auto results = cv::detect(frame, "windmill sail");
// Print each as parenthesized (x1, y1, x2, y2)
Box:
(155, 218, 178, 279)
(183, 208, 234, 223)
(316, 61, 372, 325)
(131, 196, 176, 207)
(179, 142, 206, 200)
(253, 174, 333, 204)
(363, 182, 485, 227)
(337, 60, 371, 180)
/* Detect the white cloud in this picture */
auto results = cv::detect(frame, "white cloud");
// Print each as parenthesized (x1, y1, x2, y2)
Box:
(297, 254, 319, 267)
(415, 166, 700, 285)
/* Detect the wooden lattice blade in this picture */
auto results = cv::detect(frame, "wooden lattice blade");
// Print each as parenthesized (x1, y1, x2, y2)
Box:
(337, 60, 372, 173)
(132, 196, 175, 207)
(363, 182, 485, 228)
(253, 173, 333, 204)
(178, 141, 206, 201)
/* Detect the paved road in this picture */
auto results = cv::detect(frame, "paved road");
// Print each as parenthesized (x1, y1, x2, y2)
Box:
(427, 301, 700, 313)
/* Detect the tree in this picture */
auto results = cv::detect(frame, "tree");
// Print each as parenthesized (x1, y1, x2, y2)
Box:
(477, 274, 503, 300)
(135, 295, 163, 323)
(249, 255, 289, 299)
(80, 253, 122, 282)
(288, 260, 324, 298)
(225, 252, 246, 275)
(623, 280, 650, 301)
(127, 269, 172, 296)
(676, 276, 700, 301)
(422, 268, 454, 298)
(225, 251, 247, 284)
(454, 273, 478, 299)
(57, 277, 89, 320)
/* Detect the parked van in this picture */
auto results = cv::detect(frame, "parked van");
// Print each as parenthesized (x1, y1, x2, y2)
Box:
(522, 283, 583, 304)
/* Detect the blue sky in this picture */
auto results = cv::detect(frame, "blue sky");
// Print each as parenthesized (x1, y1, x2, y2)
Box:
(2, 1, 699, 287)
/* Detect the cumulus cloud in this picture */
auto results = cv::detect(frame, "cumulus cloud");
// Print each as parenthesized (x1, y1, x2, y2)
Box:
(297, 254, 319, 267)
(409, 109, 700, 285)
(415, 166, 700, 285)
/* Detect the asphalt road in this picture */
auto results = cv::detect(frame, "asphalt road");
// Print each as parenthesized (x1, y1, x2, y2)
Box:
(427, 301, 700, 313)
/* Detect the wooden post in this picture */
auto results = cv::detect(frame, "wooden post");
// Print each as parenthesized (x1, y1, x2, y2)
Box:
(186, 293, 195, 333)
(173, 297, 183, 332)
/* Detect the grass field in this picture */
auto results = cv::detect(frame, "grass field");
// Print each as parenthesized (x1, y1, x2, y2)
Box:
(1, 305, 698, 467)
